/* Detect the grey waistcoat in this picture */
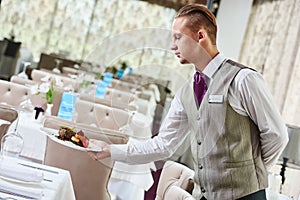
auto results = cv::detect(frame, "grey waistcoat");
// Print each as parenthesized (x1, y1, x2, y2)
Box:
(178, 60, 268, 199)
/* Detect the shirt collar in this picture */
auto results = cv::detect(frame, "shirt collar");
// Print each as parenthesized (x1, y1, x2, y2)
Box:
(202, 53, 227, 80)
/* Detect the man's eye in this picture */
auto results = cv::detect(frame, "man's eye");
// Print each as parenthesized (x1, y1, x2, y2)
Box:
(175, 35, 181, 39)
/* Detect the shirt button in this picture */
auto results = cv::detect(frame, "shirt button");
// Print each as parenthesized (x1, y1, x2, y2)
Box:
(197, 141, 202, 145)
(201, 187, 206, 193)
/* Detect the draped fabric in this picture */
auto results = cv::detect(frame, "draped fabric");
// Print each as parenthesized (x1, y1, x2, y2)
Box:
(239, 0, 300, 126)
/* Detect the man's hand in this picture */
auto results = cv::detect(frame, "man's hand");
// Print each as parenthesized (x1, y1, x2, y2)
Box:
(87, 139, 111, 160)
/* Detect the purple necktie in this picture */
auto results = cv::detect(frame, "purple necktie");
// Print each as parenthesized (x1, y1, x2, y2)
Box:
(194, 72, 207, 107)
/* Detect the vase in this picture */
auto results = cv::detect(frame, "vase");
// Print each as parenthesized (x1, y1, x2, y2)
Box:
(45, 103, 53, 116)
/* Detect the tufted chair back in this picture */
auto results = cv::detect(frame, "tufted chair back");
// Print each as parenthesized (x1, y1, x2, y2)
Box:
(9, 77, 63, 116)
(93, 102, 132, 130)
(0, 80, 30, 107)
(79, 87, 137, 112)
(10, 75, 36, 86)
(31, 69, 79, 91)
(155, 161, 195, 200)
(74, 99, 132, 131)
(74, 99, 97, 125)
(111, 78, 139, 92)
(0, 105, 18, 142)
(43, 116, 128, 200)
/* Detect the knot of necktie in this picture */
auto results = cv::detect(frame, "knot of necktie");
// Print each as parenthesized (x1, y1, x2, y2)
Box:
(194, 72, 207, 107)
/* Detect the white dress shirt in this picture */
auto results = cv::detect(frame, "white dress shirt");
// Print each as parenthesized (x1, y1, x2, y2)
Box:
(111, 54, 288, 170)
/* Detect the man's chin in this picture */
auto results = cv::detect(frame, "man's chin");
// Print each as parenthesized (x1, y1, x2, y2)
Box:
(179, 58, 190, 65)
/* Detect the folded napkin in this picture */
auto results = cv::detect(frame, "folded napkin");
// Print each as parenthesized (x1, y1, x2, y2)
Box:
(0, 161, 44, 183)
(0, 179, 43, 199)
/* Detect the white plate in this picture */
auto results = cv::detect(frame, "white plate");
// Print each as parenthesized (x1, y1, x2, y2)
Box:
(40, 127, 102, 152)
(0, 175, 41, 185)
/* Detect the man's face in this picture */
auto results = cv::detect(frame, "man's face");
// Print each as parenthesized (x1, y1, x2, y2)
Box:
(171, 17, 200, 65)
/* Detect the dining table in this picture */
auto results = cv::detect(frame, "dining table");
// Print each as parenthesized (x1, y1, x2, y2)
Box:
(2, 90, 158, 200)
(0, 158, 75, 200)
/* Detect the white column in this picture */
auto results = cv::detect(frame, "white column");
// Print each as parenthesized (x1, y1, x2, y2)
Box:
(216, 0, 254, 61)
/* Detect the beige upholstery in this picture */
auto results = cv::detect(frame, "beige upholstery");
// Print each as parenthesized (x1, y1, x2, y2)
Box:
(79, 87, 137, 111)
(93, 103, 132, 130)
(0, 80, 30, 107)
(43, 116, 128, 200)
(31, 69, 79, 91)
(0, 105, 18, 143)
(111, 78, 138, 92)
(155, 161, 195, 200)
(74, 99, 132, 131)
(10, 75, 36, 86)
(62, 67, 79, 75)
(9, 77, 63, 116)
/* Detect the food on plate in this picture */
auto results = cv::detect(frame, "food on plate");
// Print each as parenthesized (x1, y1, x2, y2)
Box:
(57, 126, 89, 148)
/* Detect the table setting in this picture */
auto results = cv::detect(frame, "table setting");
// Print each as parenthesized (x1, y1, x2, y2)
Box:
(0, 103, 75, 200)
(0, 158, 75, 200)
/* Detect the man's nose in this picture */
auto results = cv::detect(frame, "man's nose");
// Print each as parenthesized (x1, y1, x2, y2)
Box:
(171, 43, 177, 51)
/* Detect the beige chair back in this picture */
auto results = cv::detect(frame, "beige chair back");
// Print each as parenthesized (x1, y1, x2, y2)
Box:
(93, 102, 132, 130)
(111, 78, 138, 92)
(43, 116, 128, 200)
(79, 87, 137, 111)
(31, 69, 79, 91)
(9, 77, 63, 116)
(155, 161, 195, 200)
(0, 80, 30, 107)
(74, 99, 132, 131)
(62, 67, 78, 75)
(0, 106, 18, 143)
(10, 75, 36, 86)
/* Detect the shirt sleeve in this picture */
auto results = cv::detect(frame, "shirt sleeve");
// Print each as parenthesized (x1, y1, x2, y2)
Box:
(111, 93, 190, 165)
(230, 69, 289, 170)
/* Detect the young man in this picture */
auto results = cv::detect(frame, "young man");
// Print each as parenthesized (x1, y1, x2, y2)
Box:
(89, 4, 288, 199)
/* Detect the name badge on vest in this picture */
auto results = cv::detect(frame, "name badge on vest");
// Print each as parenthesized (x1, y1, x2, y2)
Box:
(208, 95, 223, 104)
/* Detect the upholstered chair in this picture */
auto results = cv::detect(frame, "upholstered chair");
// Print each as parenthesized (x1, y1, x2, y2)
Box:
(79, 87, 137, 112)
(74, 99, 97, 126)
(73, 99, 154, 199)
(0, 105, 18, 143)
(9, 77, 63, 116)
(10, 75, 36, 86)
(155, 161, 195, 200)
(43, 116, 128, 200)
(111, 78, 139, 92)
(74, 99, 133, 132)
(93, 102, 132, 131)
(0, 80, 30, 107)
(31, 69, 79, 91)
(62, 67, 78, 75)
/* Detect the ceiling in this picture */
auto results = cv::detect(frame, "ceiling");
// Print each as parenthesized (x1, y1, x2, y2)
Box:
(140, 0, 207, 11)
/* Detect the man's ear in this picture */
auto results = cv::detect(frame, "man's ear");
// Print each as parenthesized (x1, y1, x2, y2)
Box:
(198, 30, 205, 41)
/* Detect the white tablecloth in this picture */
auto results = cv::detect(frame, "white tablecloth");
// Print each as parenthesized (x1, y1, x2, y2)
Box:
(11, 109, 156, 200)
(0, 159, 75, 200)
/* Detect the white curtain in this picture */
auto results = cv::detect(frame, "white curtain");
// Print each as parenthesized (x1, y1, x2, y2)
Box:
(0, 0, 195, 93)
(239, 0, 300, 126)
